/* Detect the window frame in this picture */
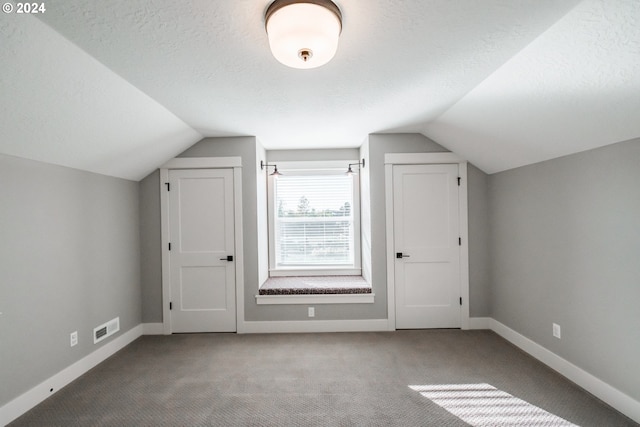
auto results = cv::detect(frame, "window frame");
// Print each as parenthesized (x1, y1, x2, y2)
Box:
(267, 160, 361, 277)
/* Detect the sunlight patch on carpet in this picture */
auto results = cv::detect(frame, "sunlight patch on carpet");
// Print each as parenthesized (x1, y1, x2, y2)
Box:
(409, 383, 579, 426)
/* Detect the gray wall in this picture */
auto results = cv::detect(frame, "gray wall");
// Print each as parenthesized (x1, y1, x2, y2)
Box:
(176, 137, 264, 322)
(256, 141, 268, 287)
(359, 139, 372, 283)
(140, 170, 162, 322)
(365, 134, 491, 318)
(139, 134, 491, 323)
(267, 148, 360, 162)
(366, 134, 450, 319)
(0, 154, 141, 407)
(179, 141, 378, 321)
(468, 164, 491, 317)
(139, 137, 262, 323)
(488, 138, 640, 401)
(138, 139, 391, 322)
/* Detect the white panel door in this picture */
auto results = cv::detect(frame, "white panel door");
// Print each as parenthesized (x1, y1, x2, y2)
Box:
(169, 168, 236, 332)
(393, 164, 461, 329)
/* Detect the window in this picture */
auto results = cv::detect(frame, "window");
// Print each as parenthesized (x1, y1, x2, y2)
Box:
(268, 162, 361, 276)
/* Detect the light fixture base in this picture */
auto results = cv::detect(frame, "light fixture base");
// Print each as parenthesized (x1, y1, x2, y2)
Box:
(265, 0, 342, 31)
(298, 49, 313, 62)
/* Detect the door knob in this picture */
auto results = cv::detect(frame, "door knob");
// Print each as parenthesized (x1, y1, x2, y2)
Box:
(396, 252, 410, 258)
(219, 255, 234, 261)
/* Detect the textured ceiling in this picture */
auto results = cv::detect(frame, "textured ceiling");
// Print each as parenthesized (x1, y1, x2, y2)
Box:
(1, 0, 638, 179)
(0, 13, 201, 181)
(423, 0, 640, 173)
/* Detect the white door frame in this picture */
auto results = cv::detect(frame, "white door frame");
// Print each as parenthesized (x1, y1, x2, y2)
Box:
(159, 157, 244, 335)
(384, 153, 469, 330)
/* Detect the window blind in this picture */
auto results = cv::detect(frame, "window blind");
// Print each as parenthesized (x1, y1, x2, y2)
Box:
(274, 174, 354, 267)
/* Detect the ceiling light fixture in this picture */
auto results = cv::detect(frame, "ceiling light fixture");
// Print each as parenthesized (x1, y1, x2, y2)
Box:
(265, 0, 342, 69)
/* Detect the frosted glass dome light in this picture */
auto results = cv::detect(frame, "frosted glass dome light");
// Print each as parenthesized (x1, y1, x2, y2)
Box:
(265, 0, 342, 69)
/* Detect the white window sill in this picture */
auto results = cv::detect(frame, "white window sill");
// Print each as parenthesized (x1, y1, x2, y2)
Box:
(255, 293, 375, 305)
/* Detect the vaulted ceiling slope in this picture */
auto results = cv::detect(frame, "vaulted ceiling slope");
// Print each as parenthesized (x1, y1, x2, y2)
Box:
(0, 14, 202, 181)
(422, 0, 640, 174)
(1, 0, 638, 180)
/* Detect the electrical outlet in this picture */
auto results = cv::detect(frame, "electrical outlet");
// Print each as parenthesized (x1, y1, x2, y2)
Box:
(308, 307, 315, 318)
(70, 331, 78, 347)
(553, 323, 561, 339)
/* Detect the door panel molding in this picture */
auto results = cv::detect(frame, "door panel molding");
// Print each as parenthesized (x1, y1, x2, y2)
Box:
(160, 157, 243, 335)
(384, 153, 469, 330)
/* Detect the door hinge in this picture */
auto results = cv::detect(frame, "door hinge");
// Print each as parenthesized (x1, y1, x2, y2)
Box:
(169, 302, 172, 310)
(457, 177, 461, 186)
(165, 182, 170, 191)
(168, 242, 171, 251)
(459, 297, 462, 306)
(458, 237, 462, 246)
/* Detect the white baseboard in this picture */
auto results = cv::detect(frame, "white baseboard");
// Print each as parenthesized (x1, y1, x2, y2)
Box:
(142, 323, 165, 335)
(241, 318, 389, 334)
(0, 324, 143, 426)
(468, 317, 491, 329)
(489, 318, 640, 424)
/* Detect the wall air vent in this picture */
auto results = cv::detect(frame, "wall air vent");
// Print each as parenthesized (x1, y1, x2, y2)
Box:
(93, 317, 120, 344)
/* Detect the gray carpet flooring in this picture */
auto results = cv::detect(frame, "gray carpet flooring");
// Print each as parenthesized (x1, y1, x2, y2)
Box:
(9, 330, 638, 426)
